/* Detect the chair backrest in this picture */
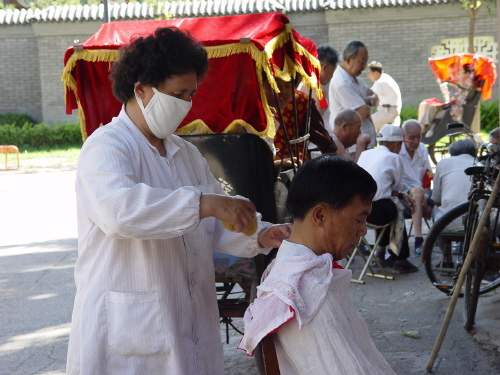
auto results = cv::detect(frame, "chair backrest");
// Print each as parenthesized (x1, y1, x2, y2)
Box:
(181, 133, 279, 278)
(181, 133, 278, 223)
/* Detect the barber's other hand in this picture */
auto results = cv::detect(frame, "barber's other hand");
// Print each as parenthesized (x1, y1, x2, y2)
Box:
(258, 223, 293, 249)
(200, 194, 256, 232)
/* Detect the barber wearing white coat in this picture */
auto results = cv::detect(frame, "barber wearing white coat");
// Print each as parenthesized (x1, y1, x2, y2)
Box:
(66, 27, 291, 375)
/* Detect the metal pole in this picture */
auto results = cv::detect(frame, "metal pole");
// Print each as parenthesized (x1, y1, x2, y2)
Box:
(103, 0, 109, 24)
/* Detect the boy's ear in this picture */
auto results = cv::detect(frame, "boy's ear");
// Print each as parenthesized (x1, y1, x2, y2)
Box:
(310, 204, 327, 228)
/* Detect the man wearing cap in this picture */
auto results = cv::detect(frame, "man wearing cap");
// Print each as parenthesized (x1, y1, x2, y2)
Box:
(328, 40, 378, 149)
(367, 61, 402, 132)
(358, 124, 418, 274)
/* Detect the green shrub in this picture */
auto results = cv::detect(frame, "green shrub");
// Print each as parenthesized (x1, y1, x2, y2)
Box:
(480, 100, 499, 133)
(0, 121, 83, 150)
(0, 113, 36, 128)
(400, 104, 419, 123)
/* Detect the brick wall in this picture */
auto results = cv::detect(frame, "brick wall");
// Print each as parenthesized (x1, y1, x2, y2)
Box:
(0, 26, 42, 122)
(0, 5, 497, 124)
(32, 22, 103, 124)
(322, 5, 496, 106)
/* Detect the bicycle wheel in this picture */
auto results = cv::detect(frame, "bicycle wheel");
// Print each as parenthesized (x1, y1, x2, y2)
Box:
(463, 199, 488, 331)
(463, 202, 500, 295)
(423, 202, 468, 294)
(464, 251, 487, 331)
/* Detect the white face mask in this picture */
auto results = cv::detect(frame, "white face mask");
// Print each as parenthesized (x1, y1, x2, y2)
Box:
(135, 87, 192, 139)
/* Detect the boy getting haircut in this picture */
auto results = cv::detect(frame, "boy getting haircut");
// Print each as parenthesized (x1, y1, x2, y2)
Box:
(239, 155, 396, 375)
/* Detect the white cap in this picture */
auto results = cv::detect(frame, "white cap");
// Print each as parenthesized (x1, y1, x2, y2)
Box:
(377, 124, 404, 142)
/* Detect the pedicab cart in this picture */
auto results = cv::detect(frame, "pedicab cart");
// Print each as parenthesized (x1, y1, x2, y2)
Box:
(421, 53, 497, 164)
(62, 12, 322, 374)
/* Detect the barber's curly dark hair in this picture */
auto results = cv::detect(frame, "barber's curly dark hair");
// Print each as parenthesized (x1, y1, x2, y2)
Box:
(111, 27, 209, 103)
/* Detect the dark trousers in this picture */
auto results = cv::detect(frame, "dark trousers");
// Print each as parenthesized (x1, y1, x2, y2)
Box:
(367, 198, 410, 260)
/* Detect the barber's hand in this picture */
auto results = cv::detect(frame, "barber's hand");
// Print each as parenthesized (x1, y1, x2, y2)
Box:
(258, 223, 293, 248)
(200, 193, 256, 233)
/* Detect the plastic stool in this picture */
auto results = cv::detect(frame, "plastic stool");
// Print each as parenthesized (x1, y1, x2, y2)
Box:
(345, 223, 395, 284)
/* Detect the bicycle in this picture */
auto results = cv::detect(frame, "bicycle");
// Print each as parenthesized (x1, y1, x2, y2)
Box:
(422, 125, 500, 331)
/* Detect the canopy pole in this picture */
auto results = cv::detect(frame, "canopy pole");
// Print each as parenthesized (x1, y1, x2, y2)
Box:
(103, 0, 109, 23)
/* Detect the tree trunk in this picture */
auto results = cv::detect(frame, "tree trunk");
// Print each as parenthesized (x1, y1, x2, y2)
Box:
(468, 10, 477, 53)
(466, 0, 483, 54)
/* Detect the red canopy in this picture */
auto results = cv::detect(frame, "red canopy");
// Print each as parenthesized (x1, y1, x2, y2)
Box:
(62, 12, 321, 140)
(428, 53, 497, 101)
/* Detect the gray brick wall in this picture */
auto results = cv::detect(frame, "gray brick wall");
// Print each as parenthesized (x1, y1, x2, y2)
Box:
(32, 23, 102, 124)
(0, 27, 42, 122)
(0, 5, 497, 124)
(320, 5, 497, 107)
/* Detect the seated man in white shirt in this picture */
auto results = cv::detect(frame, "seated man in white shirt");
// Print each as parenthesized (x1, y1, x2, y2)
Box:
(431, 139, 476, 267)
(358, 125, 418, 274)
(238, 154, 397, 375)
(332, 109, 371, 162)
(399, 120, 433, 257)
(367, 61, 402, 131)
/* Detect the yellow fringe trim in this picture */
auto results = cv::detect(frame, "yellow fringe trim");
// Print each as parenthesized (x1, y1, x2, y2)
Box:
(177, 119, 271, 138)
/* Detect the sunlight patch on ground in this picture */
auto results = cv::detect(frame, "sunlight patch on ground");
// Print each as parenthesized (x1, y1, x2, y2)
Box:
(28, 293, 58, 301)
(0, 323, 70, 352)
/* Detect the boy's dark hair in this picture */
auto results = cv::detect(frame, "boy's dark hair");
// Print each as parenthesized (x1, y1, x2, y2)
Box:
(317, 45, 339, 67)
(110, 27, 209, 103)
(286, 154, 377, 220)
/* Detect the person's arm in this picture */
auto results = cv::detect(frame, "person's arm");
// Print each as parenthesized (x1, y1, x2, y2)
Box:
(77, 135, 215, 240)
(353, 134, 372, 162)
(334, 138, 352, 160)
(308, 104, 337, 154)
(431, 165, 442, 206)
(355, 104, 372, 119)
(393, 190, 417, 214)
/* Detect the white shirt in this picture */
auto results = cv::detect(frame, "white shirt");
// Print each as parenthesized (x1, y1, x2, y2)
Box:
(240, 241, 396, 375)
(432, 154, 474, 229)
(358, 146, 404, 201)
(67, 108, 271, 375)
(371, 72, 402, 112)
(328, 65, 376, 148)
(399, 142, 432, 190)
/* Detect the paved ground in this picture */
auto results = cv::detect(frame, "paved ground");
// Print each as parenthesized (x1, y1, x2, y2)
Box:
(0, 163, 499, 374)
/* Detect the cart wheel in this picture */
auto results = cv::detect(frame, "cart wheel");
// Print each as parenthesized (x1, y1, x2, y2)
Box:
(427, 134, 475, 165)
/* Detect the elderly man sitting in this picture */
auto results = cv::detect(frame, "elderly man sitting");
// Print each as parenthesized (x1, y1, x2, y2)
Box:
(399, 120, 433, 257)
(332, 109, 372, 162)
